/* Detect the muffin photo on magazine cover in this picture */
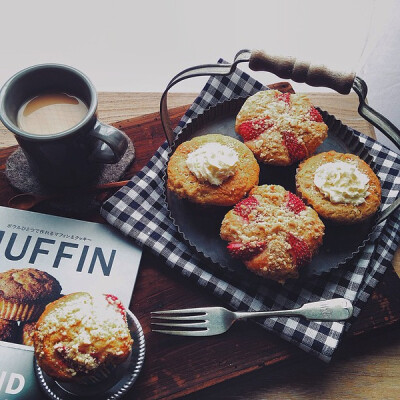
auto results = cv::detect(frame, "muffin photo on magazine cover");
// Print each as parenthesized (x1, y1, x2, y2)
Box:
(0, 268, 62, 346)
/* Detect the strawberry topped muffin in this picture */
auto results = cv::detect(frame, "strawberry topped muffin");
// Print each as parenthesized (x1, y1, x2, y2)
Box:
(167, 134, 259, 206)
(235, 90, 328, 166)
(220, 185, 325, 283)
(33, 292, 133, 383)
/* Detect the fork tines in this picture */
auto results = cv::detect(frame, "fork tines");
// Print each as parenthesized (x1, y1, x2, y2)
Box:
(151, 308, 208, 316)
(151, 308, 209, 336)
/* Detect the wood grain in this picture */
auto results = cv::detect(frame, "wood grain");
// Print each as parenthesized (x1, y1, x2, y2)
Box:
(0, 87, 399, 400)
(0, 91, 374, 148)
(184, 323, 400, 400)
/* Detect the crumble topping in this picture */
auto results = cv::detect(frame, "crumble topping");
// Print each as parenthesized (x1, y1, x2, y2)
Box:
(35, 293, 132, 375)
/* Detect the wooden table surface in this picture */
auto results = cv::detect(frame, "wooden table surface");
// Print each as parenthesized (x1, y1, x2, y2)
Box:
(1, 92, 400, 400)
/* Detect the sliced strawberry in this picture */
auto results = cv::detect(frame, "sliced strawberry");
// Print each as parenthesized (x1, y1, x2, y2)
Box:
(275, 92, 291, 105)
(234, 195, 258, 221)
(238, 117, 273, 141)
(282, 131, 307, 162)
(309, 107, 323, 122)
(105, 293, 126, 319)
(285, 192, 306, 214)
(287, 233, 311, 267)
(227, 241, 266, 260)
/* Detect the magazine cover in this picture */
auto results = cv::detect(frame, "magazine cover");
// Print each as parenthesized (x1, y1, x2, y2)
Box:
(0, 206, 142, 399)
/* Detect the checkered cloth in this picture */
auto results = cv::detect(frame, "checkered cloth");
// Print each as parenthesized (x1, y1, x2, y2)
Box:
(101, 64, 400, 361)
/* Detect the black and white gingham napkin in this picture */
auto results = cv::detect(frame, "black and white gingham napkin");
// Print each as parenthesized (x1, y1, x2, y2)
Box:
(101, 64, 400, 361)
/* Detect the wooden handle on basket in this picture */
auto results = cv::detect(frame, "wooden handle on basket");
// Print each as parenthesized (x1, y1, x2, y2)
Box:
(160, 49, 400, 156)
(249, 50, 356, 95)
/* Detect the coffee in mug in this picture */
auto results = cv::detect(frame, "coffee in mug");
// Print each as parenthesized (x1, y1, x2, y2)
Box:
(17, 92, 88, 135)
(0, 64, 128, 187)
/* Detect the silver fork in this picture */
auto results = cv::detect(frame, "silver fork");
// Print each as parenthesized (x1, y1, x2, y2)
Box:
(151, 298, 353, 336)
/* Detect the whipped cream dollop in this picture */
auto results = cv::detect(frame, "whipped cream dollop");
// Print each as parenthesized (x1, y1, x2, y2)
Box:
(314, 161, 370, 205)
(186, 142, 239, 186)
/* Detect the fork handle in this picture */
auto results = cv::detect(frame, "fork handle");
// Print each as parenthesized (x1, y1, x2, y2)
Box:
(233, 298, 353, 322)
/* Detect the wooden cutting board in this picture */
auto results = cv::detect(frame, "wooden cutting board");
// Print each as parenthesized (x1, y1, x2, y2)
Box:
(0, 83, 399, 400)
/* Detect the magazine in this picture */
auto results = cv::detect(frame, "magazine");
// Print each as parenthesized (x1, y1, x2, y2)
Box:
(0, 206, 142, 399)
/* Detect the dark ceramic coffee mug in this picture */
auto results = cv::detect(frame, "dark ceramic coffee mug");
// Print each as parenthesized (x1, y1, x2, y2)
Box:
(0, 64, 128, 186)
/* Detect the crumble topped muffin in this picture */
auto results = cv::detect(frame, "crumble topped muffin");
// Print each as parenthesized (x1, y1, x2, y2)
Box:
(33, 292, 133, 383)
(296, 151, 381, 224)
(220, 185, 325, 283)
(235, 90, 328, 166)
(0, 268, 62, 321)
(167, 134, 259, 206)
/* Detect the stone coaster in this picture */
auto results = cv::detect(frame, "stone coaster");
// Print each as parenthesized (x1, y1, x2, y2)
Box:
(5, 134, 135, 215)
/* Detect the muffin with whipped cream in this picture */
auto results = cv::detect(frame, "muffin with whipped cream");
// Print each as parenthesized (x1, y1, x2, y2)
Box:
(33, 292, 133, 383)
(167, 134, 259, 206)
(235, 90, 328, 166)
(295, 151, 381, 224)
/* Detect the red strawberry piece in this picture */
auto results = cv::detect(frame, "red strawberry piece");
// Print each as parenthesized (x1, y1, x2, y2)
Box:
(309, 107, 323, 122)
(275, 92, 291, 105)
(55, 345, 68, 357)
(90, 352, 100, 361)
(282, 131, 307, 162)
(287, 233, 311, 267)
(105, 293, 126, 319)
(238, 117, 273, 141)
(285, 192, 306, 214)
(234, 195, 258, 221)
(227, 241, 266, 260)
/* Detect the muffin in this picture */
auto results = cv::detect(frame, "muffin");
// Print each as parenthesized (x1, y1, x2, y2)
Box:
(33, 292, 133, 383)
(296, 151, 381, 224)
(167, 133, 259, 206)
(0, 268, 62, 321)
(0, 318, 18, 342)
(220, 185, 325, 283)
(21, 321, 37, 346)
(235, 90, 328, 165)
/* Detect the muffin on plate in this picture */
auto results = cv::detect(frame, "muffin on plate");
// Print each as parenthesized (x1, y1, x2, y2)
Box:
(220, 184, 325, 283)
(296, 151, 381, 224)
(33, 292, 133, 383)
(0, 318, 18, 342)
(0, 268, 62, 321)
(167, 133, 259, 206)
(235, 90, 328, 166)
